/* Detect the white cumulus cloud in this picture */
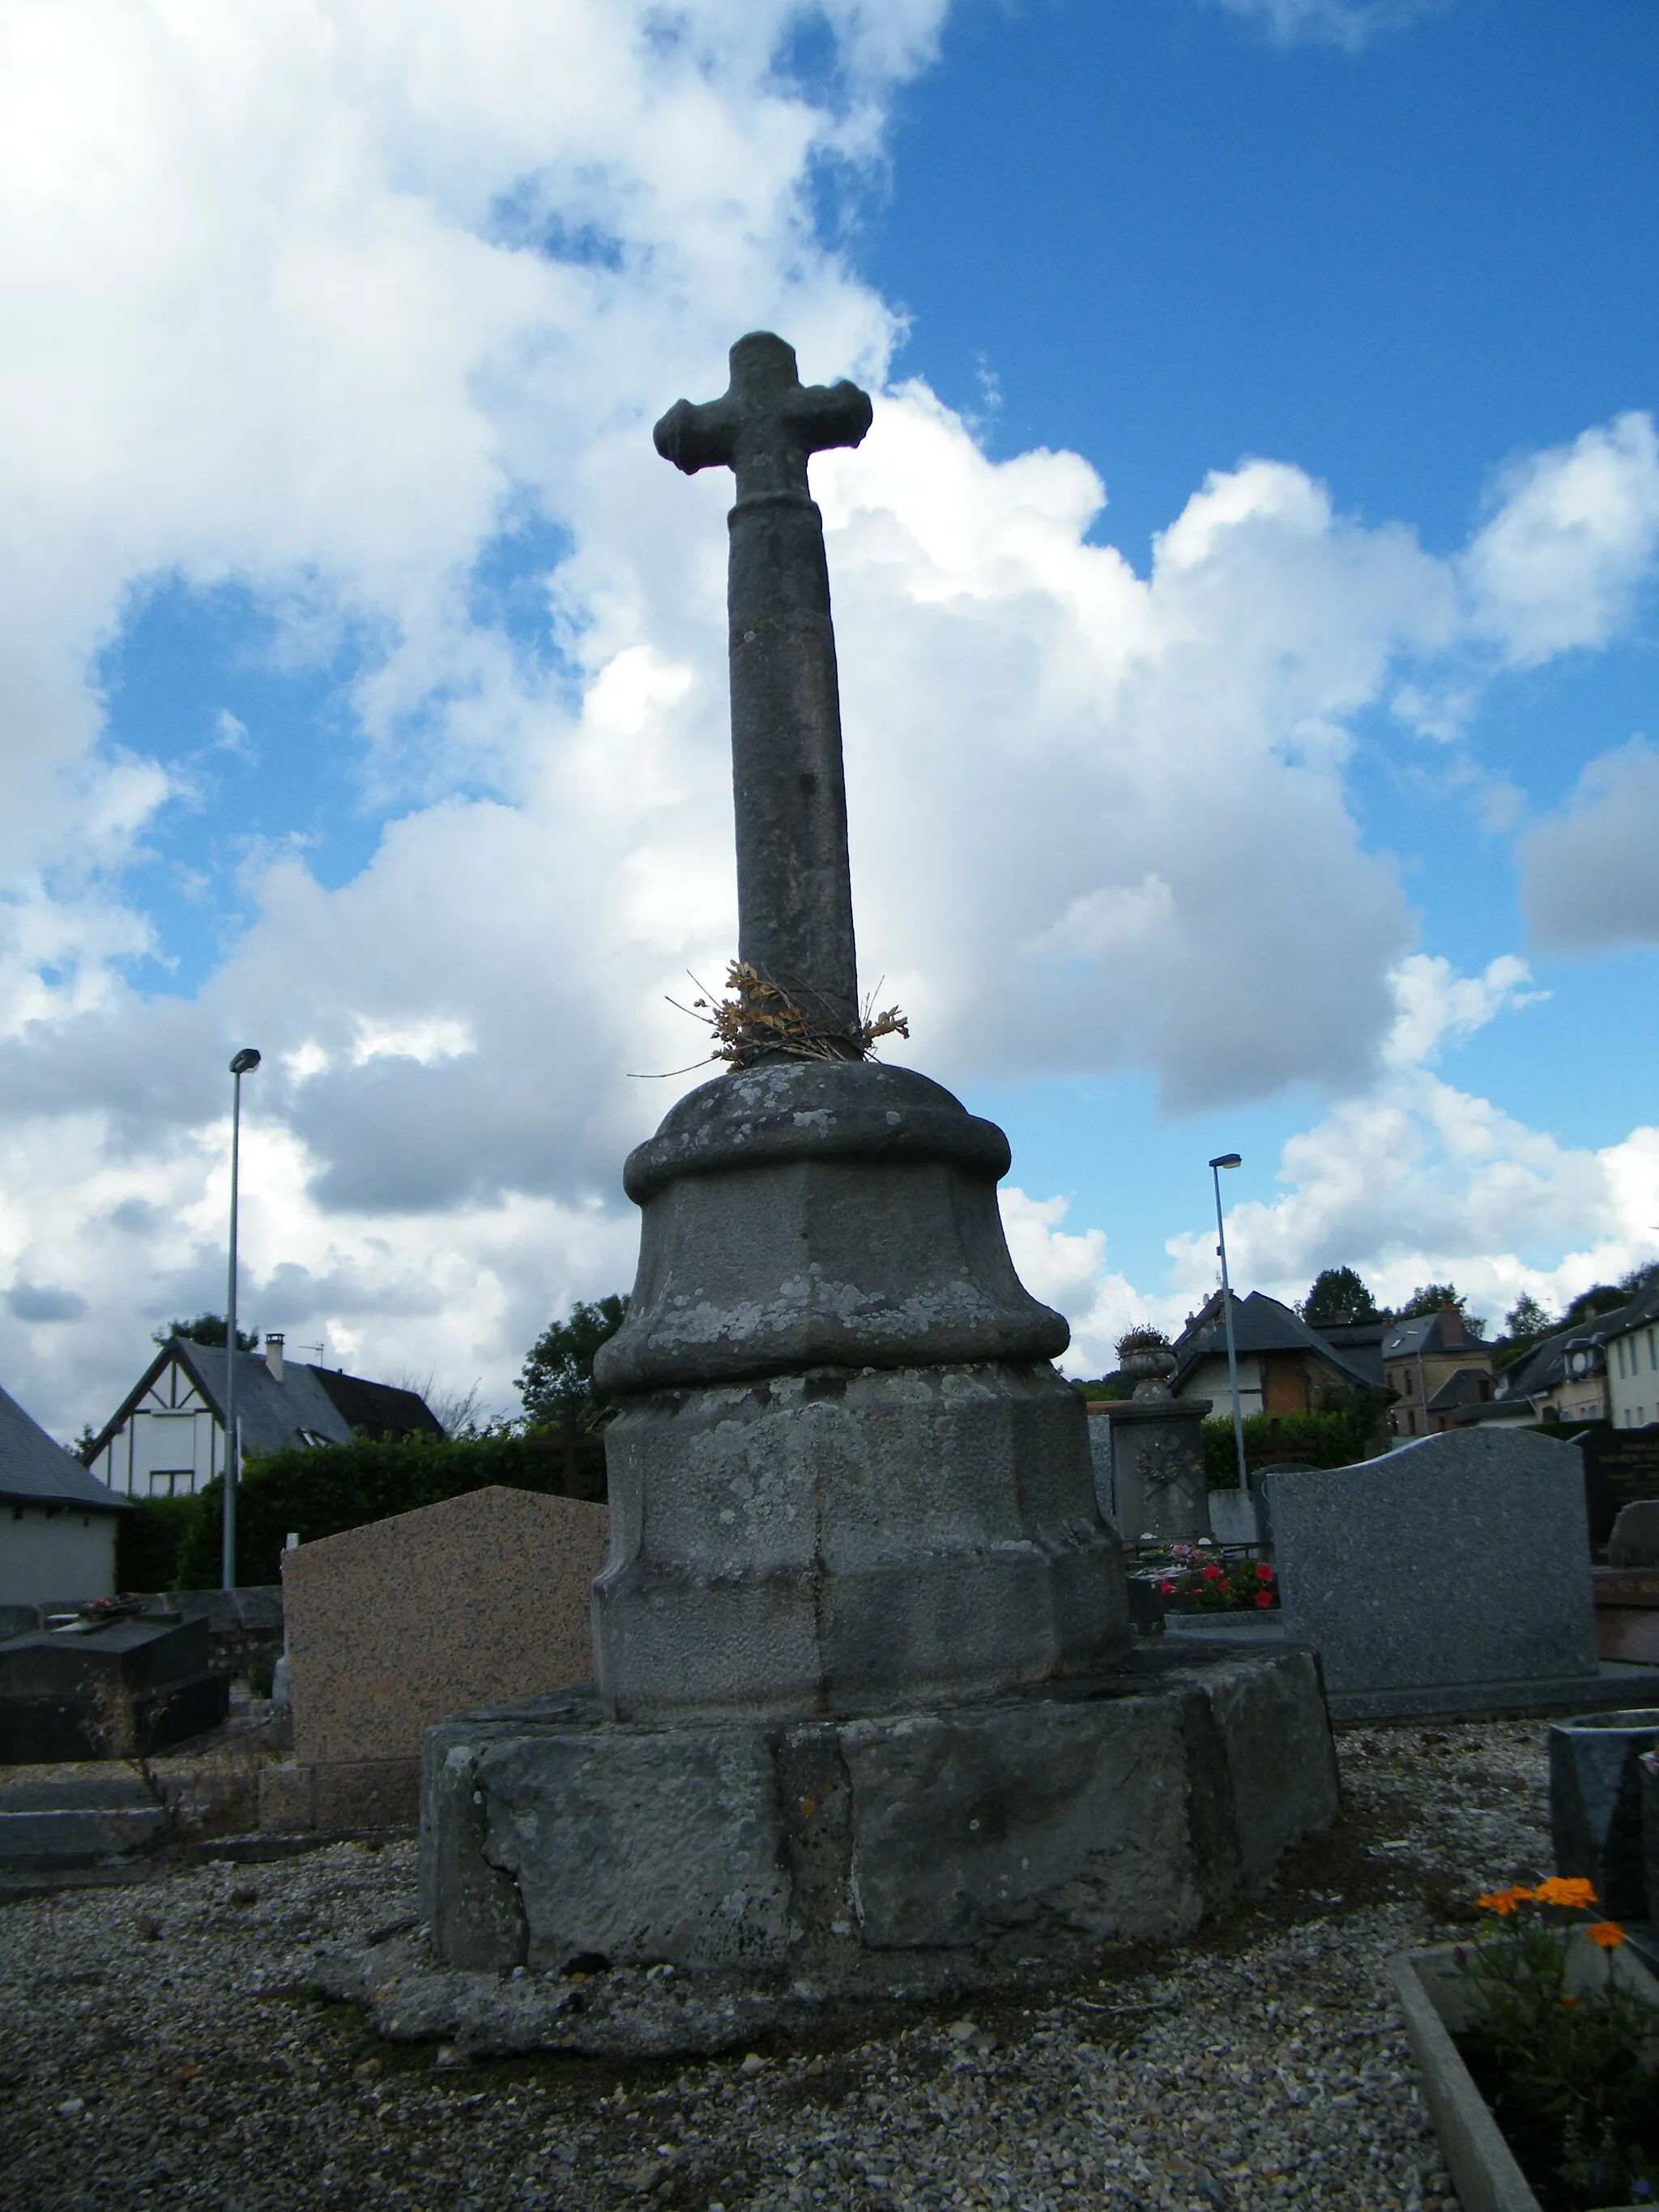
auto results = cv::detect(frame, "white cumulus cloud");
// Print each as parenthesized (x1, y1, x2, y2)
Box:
(1462, 413, 1659, 666)
(1520, 737, 1659, 953)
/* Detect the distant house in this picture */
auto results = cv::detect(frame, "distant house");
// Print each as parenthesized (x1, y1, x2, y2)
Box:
(1604, 1283, 1659, 1430)
(83, 1334, 444, 1501)
(1305, 1315, 1388, 1390)
(1381, 1307, 1495, 1438)
(1172, 1291, 1383, 1419)
(1, 1381, 129, 1607)
(1484, 1300, 1643, 1430)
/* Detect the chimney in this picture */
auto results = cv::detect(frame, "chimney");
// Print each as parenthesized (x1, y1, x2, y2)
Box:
(264, 1332, 285, 1383)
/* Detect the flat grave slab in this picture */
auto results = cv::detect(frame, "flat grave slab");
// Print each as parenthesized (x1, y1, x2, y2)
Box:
(0, 1613, 228, 1763)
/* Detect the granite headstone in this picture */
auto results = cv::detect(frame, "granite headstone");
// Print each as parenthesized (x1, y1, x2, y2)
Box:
(1262, 1428, 1618, 1722)
(258, 1485, 607, 1832)
(1610, 1499, 1659, 1568)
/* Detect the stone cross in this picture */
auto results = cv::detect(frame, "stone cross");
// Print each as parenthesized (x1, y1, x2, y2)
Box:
(655, 331, 872, 1045)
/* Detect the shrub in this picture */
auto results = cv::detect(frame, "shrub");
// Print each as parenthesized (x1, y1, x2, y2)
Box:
(1202, 1407, 1386, 1489)
(114, 1497, 198, 1592)
(174, 1430, 606, 1589)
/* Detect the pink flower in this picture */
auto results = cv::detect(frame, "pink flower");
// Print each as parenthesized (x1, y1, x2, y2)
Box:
(1255, 1592, 1273, 1609)
(1158, 1580, 1177, 1596)
(1201, 1564, 1223, 1582)
(1254, 1562, 1275, 1582)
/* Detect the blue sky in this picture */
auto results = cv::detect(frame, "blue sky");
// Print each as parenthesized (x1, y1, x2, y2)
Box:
(2, 0, 1657, 1432)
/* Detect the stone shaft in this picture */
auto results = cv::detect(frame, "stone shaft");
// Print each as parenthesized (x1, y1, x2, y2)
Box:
(655, 332, 872, 1039)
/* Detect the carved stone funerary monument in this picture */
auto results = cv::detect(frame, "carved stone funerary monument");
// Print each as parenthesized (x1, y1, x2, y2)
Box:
(407, 335, 1337, 2050)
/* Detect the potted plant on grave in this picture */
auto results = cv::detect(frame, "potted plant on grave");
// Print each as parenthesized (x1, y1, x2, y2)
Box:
(1392, 1879, 1659, 2211)
(1154, 1545, 1280, 1613)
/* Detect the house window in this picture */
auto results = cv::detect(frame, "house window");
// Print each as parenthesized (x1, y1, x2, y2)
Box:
(1648, 1328, 1657, 1370)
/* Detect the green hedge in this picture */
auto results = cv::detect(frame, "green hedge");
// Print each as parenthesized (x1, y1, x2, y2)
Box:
(1202, 1407, 1387, 1490)
(174, 1430, 606, 1589)
(114, 1496, 198, 1592)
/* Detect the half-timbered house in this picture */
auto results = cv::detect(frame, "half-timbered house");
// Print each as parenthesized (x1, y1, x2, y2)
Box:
(83, 1334, 443, 1499)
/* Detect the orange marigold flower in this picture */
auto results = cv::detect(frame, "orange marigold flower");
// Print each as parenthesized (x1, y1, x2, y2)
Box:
(1587, 1920, 1626, 1950)
(1561, 1994, 1579, 2009)
(1476, 1886, 1534, 1915)
(1534, 1877, 1597, 1909)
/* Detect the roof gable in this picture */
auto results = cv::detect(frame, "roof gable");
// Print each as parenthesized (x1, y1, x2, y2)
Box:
(87, 1338, 446, 1468)
(1175, 1290, 1381, 1395)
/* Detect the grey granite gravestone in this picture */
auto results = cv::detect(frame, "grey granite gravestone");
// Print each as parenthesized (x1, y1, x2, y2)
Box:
(1262, 1428, 1645, 1722)
(413, 335, 1338, 2042)
(1610, 1499, 1659, 1568)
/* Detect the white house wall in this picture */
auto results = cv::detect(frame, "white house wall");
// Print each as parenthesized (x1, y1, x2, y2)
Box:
(87, 1354, 224, 1499)
(1177, 1353, 1262, 1420)
(1609, 1320, 1659, 1429)
(1, 1503, 117, 1605)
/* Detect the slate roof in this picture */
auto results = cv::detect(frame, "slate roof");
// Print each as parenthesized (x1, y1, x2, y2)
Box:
(1426, 1366, 1495, 1413)
(1491, 1302, 1640, 1405)
(87, 1340, 444, 1468)
(0, 1383, 129, 1512)
(1307, 1318, 1388, 1390)
(1174, 1292, 1381, 1396)
(1380, 1308, 1490, 1362)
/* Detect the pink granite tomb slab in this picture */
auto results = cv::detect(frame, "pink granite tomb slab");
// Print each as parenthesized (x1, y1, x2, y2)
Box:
(261, 1485, 607, 1831)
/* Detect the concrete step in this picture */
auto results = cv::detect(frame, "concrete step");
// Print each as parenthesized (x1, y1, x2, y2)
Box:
(0, 1805, 164, 1870)
(0, 1773, 158, 1813)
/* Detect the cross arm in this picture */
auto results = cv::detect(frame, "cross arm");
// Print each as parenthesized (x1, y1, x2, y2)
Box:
(782, 378, 873, 458)
(654, 395, 737, 476)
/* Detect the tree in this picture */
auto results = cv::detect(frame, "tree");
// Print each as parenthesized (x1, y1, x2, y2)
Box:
(1397, 1284, 1486, 1338)
(1503, 1293, 1553, 1342)
(154, 1313, 258, 1352)
(1302, 1268, 1381, 1327)
(1559, 1282, 1629, 1329)
(518, 1295, 630, 1435)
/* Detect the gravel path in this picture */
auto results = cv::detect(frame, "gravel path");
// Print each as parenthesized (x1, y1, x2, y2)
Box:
(0, 1717, 1556, 2211)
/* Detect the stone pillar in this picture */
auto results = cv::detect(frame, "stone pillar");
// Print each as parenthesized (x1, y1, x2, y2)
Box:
(1103, 1345, 1213, 1545)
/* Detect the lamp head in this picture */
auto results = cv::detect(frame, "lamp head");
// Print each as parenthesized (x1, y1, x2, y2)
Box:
(229, 1048, 262, 1076)
(1209, 1152, 1242, 1171)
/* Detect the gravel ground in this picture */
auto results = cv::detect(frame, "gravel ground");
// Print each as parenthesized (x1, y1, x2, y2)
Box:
(0, 1715, 1558, 2211)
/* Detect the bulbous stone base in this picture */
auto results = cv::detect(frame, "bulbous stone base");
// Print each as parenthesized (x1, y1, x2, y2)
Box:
(595, 1361, 1128, 1725)
(380, 1643, 1337, 2056)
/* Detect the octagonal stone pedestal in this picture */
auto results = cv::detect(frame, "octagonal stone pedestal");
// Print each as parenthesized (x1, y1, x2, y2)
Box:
(331, 1643, 1345, 2056)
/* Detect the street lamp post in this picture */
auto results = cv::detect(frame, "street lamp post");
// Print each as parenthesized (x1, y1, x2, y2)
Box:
(222, 1047, 261, 1592)
(1209, 1153, 1248, 1492)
